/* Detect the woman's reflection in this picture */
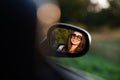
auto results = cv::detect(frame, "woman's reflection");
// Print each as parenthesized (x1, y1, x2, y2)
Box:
(57, 31, 85, 54)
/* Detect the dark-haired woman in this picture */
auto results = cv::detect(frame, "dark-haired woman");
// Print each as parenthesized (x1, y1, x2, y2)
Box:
(57, 31, 85, 54)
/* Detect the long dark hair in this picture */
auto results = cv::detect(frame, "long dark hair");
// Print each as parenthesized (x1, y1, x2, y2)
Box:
(62, 31, 85, 53)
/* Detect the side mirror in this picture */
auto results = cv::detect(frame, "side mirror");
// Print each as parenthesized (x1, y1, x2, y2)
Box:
(47, 23, 91, 57)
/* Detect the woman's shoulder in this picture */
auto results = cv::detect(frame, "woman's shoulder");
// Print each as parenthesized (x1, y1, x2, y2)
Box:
(58, 45, 64, 49)
(57, 44, 64, 52)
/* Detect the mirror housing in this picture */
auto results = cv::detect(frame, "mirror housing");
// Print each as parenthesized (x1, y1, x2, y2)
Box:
(47, 23, 91, 57)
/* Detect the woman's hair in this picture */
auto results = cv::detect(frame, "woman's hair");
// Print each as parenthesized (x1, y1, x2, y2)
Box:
(61, 31, 85, 53)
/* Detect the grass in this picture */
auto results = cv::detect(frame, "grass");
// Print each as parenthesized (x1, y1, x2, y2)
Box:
(50, 52, 120, 80)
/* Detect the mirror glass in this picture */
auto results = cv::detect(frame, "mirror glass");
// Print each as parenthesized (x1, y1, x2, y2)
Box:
(48, 26, 90, 57)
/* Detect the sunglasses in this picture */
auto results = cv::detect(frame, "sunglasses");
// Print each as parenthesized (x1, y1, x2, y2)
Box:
(71, 33, 82, 40)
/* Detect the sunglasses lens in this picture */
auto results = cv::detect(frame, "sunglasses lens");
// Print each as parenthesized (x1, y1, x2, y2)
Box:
(77, 35, 82, 40)
(71, 34, 76, 37)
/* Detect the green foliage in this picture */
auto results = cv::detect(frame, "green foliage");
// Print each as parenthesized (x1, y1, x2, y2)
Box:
(58, 0, 120, 28)
(55, 28, 69, 43)
(59, 0, 90, 22)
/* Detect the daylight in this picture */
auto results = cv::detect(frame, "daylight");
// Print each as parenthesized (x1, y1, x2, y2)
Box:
(89, 0, 110, 12)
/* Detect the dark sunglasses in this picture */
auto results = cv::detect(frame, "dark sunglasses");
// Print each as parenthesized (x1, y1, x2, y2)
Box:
(71, 33, 82, 40)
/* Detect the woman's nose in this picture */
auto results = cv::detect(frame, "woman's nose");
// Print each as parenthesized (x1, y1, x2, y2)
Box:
(74, 36, 78, 39)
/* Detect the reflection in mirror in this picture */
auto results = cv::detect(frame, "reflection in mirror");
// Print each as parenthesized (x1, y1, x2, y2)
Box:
(49, 27, 87, 57)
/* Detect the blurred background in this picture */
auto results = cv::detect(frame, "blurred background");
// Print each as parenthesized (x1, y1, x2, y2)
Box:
(52, 0, 120, 80)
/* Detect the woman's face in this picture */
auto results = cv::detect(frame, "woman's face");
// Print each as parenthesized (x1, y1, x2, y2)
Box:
(70, 31, 82, 45)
